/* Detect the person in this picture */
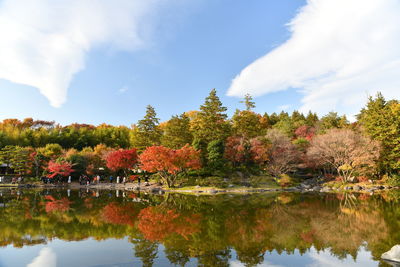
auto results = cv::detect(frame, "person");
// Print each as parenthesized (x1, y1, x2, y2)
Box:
(122, 176, 126, 184)
(138, 176, 141, 187)
(116, 176, 120, 184)
(68, 176, 71, 184)
(97, 175, 101, 184)
(0, 176, 3, 183)
(109, 176, 113, 183)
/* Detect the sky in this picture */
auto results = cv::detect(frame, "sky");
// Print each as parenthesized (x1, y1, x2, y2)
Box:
(0, 0, 399, 126)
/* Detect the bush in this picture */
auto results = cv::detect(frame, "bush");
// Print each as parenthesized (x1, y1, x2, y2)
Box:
(196, 176, 228, 188)
(276, 174, 294, 187)
(387, 175, 400, 187)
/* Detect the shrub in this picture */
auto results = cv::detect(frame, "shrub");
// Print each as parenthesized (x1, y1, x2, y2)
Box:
(276, 174, 294, 187)
(387, 175, 400, 187)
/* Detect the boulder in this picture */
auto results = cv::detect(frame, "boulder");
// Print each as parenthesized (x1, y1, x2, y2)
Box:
(382, 245, 400, 263)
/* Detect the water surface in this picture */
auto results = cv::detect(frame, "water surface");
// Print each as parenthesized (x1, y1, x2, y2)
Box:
(0, 189, 399, 267)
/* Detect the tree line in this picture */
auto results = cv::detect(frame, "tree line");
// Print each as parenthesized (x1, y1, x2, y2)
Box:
(0, 89, 398, 186)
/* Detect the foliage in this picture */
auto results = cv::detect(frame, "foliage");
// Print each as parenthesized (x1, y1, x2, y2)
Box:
(265, 129, 299, 176)
(307, 129, 380, 182)
(105, 149, 138, 177)
(130, 105, 162, 151)
(161, 113, 193, 149)
(46, 160, 74, 179)
(357, 93, 400, 174)
(190, 89, 231, 144)
(139, 145, 201, 187)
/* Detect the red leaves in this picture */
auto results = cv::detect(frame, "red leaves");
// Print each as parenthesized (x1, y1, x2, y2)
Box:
(295, 126, 315, 141)
(139, 145, 201, 175)
(101, 202, 139, 226)
(224, 136, 270, 165)
(138, 206, 201, 241)
(44, 196, 72, 213)
(105, 149, 138, 172)
(47, 161, 74, 178)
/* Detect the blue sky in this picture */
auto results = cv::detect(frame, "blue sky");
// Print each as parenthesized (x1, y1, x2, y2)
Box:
(0, 0, 399, 125)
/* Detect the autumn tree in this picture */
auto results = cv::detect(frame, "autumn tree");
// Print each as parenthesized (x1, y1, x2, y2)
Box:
(47, 160, 74, 180)
(240, 94, 256, 111)
(224, 136, 269, 167)
(231, 110, 266, 138)
(190, 89, 231, 144)
(161, 113, 193, 149)
(130, 105, 162, 151)
(265, 129, 300, 176)
(307, 129, 380, 182)
(105, 149, 138, 177)
(139, 145, 201, 187)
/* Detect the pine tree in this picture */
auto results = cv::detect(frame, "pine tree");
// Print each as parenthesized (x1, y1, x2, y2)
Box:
(130, 105, 162, 151)
(161, 113, 193, 149)
(240, 94, 256, 111)
(191, 89, 231, 144)
(357, 93, 400, 174)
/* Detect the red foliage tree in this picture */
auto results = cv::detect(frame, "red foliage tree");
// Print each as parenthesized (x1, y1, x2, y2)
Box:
(138, 206, 201, 241)
(139, 145, 201, 187)
(224, 136, 270, 166)
(295, 125, 315, 141)
(105, 149, 138, 177)
(47, 161, 74, 179)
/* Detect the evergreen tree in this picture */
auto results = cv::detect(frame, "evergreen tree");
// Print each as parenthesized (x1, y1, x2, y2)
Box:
(357, 93, 400, 174)
(191, 89, 231, 144)
(161, 113, 193, 149)
(130, 105, 162, 151)
(231, 110, 265, 138)
(305, 111, 319, 126)
(240, 94, 256, 111)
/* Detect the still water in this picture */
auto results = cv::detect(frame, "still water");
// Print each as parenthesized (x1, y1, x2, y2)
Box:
(0, 189, 399, 267)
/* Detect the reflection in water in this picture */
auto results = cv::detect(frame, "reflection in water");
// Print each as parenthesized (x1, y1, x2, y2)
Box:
(0, 189, 399, 266)
(27, 247, 57, 267)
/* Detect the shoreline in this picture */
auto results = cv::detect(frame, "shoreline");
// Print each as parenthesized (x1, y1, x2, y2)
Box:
(1, 182, 399, 195)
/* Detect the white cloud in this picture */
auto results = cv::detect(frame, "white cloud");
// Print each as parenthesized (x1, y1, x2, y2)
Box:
(27, 247, 57, 267)
(118, 86, 129, 94)
(0, 0, 166, 107)
(228, 0, 400, 117)
(307, 247, 377, 267)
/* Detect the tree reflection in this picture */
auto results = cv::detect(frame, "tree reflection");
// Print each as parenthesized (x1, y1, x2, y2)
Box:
(0, 189, 399, 266)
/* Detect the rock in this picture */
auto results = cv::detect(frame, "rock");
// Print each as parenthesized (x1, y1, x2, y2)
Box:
(209, 190, 218, 194)
(312, 186, 321, 191)
(344, 186, 353, 190)
(228, 184, 235, 188)
(382, 245, 400, 263)
(353, 185, 362, 191)
(195, 185, 201, 188)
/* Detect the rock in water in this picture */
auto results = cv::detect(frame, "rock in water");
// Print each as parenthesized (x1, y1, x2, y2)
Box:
(382, 245, 400, 263)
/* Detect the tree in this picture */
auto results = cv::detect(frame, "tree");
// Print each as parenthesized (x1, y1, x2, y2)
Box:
(37, 143, 63, 159)
(240, 94, 256, 111)
(161, 114, 193, 149)
(265, 129, 299, 176)
(295, 125, 316, 141)
(307, 129, 380, 182)
(224, 136, 270, 167)
(105, 149, 138, 177)
(318, 112, 349, 132)
(357, 93, 400, 174)
(207, 140, 226, 171)
(130, 105, 162, 151)
(47, 160, 74, 180)
(139, 145, 201, 188)
(231, 110, 266, 138)
(190, 89, 231, 144)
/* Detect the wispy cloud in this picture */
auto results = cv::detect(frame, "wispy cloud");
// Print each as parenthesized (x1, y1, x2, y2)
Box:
(0, 0, 168, 107)
(228, 0, 400, 117)
(118, 86, 129, 94)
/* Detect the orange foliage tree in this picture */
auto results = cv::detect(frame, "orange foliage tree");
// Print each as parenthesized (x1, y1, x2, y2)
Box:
(139, 145, 201, 187)
(47, 160, 74, 180)
(105, 149, 138, 177)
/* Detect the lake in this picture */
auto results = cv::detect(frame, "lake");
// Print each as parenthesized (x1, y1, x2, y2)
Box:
(0, 189, 399, 267)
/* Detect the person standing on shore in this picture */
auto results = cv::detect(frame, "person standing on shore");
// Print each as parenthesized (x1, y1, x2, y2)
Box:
(116, 176, 120, 184)
(68, 176, 71, 184)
